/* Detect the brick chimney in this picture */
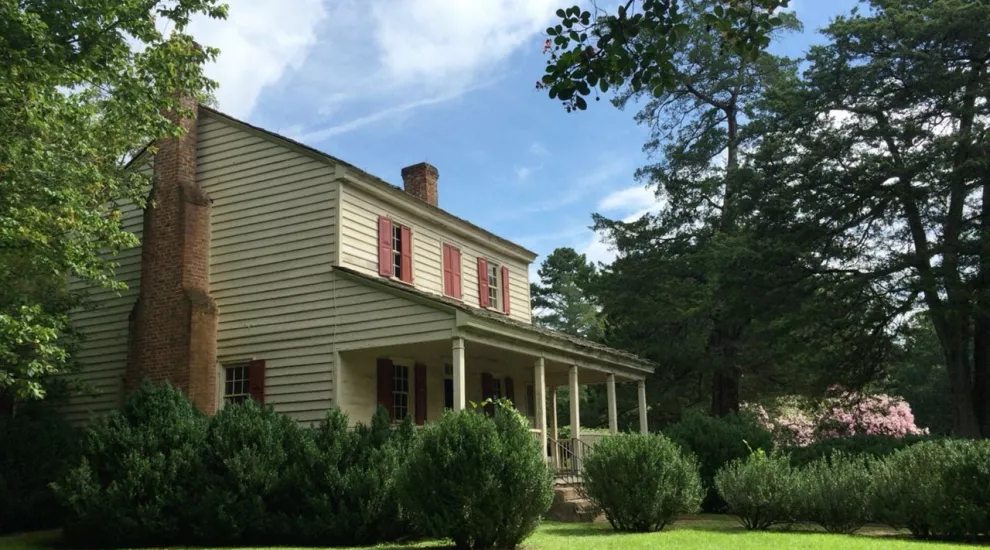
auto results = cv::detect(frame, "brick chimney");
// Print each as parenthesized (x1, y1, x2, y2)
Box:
(125, 93, 220, 414)
(401, 162, 439, 206)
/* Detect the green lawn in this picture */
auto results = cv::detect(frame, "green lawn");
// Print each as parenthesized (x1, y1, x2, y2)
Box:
(0, 517, 980, 550)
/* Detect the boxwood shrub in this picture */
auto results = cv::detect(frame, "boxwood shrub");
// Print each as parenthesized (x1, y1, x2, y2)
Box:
(715, 448, 799, 530)
(582, 434, 703, 532)
(873, 439, 990, 540)
(397, 403, 553, 550)
(795, 452, 873, 533)
(53, 382, 208, 548)
(53, 383, 419, 548)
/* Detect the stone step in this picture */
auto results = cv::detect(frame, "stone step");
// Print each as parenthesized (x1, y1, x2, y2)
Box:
(546, 485, 601, 523)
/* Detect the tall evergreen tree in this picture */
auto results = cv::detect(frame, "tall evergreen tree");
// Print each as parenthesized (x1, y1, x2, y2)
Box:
(753, 0, 990, 437)
(531, 248, 603, 342)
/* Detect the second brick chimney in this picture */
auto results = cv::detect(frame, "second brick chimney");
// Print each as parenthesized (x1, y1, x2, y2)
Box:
(401, 162, 439, 206)
(125, 94, 220, 414)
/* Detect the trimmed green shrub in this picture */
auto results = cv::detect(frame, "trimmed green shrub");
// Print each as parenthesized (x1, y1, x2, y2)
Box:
(582, 434, 703, 532)
(873, 439, 990, 540)
(53, 382, 208, 548)
(788, 434, 931, 468)
(795, 452, 872, 533)
(397, 403, 553, 550)
(715, 448, 799, 530)
(54, 383, 420, 548)
(300, 407, 416, 546)
(0, 407, 80, 534)
(189, 399, 316, 545)
(664, 409, 773, 512)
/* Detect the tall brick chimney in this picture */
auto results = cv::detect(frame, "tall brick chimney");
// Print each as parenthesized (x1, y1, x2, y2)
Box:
(125, 93, 220, 414)
(401, 162, 439, 206)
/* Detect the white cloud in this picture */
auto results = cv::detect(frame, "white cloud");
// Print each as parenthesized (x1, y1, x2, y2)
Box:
(281, 0, 559, 142)
(188, 0, 327, 119)
(598, 185, 656, 212)
(581, 208, 654, 266)
(580, 185, 662, 266)
(516, 166, 534, 181)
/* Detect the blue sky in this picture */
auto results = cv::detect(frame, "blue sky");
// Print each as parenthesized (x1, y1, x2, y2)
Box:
(188, 0, 860, 277)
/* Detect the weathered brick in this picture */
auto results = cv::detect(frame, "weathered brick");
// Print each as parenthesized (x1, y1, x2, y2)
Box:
(125, 95, 219, 414)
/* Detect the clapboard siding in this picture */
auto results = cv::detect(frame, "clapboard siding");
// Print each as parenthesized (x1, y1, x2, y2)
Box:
(199, 112, 337, 424)
(338, 184, 533, 323)
(61, 183, 146, 423)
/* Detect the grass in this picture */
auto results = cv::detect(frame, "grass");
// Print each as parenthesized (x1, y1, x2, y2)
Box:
(0, 516, 981, 550)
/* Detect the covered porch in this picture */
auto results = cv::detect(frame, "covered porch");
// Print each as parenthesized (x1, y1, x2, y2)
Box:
(334, 330, 653, 472)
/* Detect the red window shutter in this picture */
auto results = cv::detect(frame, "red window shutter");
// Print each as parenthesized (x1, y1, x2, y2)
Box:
(377, 358, 394, 421)
(452, 247, 462, 299)
(481, 371, 494, 416)
(504, 376, 515, 406)
(477, 257, 489, 308)
(248, 359, 266, 405)
(501, 265, 511, 315)
(442, 244, 453, 295)
(414, 363, 427, 425)
(378, 216, 392, 277)
(400, 225, 413, 283)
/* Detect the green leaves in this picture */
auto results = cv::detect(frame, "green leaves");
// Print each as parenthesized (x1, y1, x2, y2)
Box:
(540, 0, 793, 112)
(0, 0, 226, 400)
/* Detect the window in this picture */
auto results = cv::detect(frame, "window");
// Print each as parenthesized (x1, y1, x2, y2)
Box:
(378, 216, 412, 283)
(526, 385, 535, 417)
(392, 363, 410, 421)
(392, 224, 404, 279)
(224, 364, 250, 405)
(487, 262, 500, 310)
(492, 377, 502, 399)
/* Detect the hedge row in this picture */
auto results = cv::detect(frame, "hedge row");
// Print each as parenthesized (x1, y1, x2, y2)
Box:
(49, 383, 553, 550)
(715, 440, 990, 540)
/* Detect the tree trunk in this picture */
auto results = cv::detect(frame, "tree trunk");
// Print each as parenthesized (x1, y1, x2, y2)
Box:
(709, 104, 742, 417)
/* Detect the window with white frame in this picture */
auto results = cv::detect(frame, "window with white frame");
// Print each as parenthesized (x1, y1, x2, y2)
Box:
(224, 364, 250, 405)
(392, 224, 404, 280)
(392, 363, 410, 421)
(487, 262, 500, 310)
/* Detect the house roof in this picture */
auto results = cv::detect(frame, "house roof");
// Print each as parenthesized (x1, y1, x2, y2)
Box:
(197, 106, 538, 261)
(332, 265, 655, 375)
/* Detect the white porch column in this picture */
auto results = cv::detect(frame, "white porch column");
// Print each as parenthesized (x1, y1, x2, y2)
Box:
(534, 357, 547, 459)
(549, 385, 559, 467)
(452, 337, 466, 411)
(607, 373, 618, 434)
(638, 379, 648, 435)
(569, 365, 581, 468)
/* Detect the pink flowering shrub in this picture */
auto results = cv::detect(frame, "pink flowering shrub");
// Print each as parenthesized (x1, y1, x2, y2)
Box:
(747, 402, 816, 447)
(745, 389, 927, 448)
(815, 387, 928, 439)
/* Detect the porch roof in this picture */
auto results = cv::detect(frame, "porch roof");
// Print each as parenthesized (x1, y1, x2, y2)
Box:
(332, 266, 656, 378)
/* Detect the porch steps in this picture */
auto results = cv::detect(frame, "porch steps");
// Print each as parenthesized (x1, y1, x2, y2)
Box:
(545, 483, 600, 523)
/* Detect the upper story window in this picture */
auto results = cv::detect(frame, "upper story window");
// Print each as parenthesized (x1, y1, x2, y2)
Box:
(487, 263, 501, 311)
(378, 216, 412, 284)
(477, 257, 511, 315)
(442, 243, 462, 299)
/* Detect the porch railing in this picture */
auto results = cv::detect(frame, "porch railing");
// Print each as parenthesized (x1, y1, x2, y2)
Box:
(547, 436, 593, 486)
